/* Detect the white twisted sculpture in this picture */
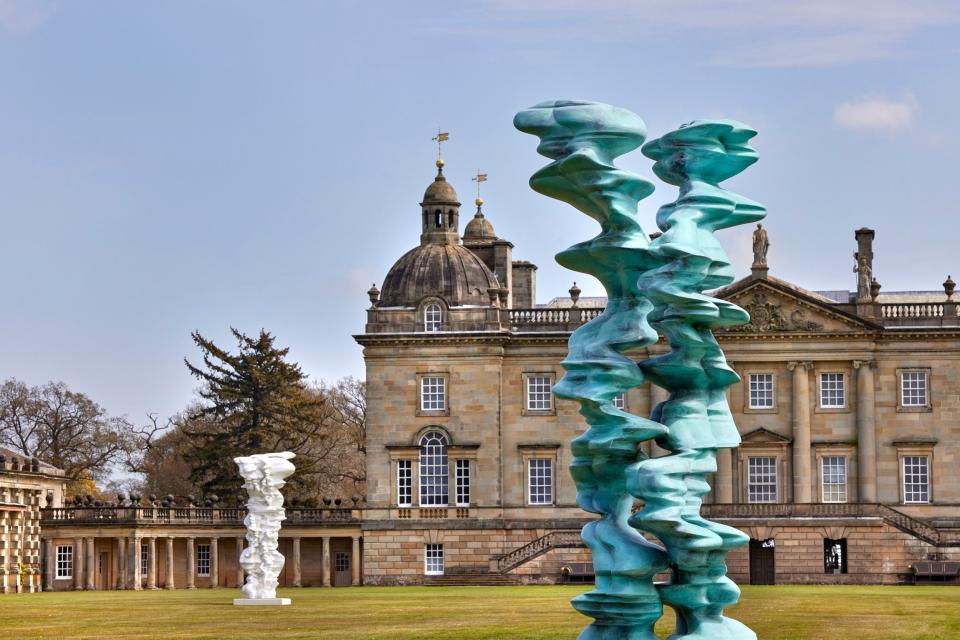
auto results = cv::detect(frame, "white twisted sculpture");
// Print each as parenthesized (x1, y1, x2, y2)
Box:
(233, 451, 296, 606)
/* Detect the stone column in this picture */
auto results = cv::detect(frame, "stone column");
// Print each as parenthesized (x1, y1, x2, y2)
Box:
(854, 360, 878, 503)
(165, 537, 175, 589)
(789, 361, 813, 503)
(84, 537, 95, 591)
(116, 537, 126, 590)
(147, 537, 157, 589)
(111, 539, 120, 591)
(130, 535, 142, 590)
(351, 536, 361, 586)
(715, 447, 734, 503)
(648, 383, 670, 457)
(43, 538, 54, 591)
(321, 536, 331, 587)
(209, 537, 219, 588)
(185, 537, 195, 589)
(292, 537, 302, 587)
(74, 536, 84, 590)
(235, 537, 244, 587)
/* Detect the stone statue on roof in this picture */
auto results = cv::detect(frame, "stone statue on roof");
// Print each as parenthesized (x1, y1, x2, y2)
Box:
(752, 223, 769, 268)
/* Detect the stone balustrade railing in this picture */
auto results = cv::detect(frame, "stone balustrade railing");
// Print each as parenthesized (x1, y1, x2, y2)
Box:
(41, 505, 358, 526)
(703, 503, 960, 547)
(880, 303, 949, 319)
(496, 530, 583, 573)
(508, 307, 603, 331)
(508, 302, 960, 331)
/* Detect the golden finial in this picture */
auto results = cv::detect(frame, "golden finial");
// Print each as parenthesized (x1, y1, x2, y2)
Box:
(472, 170, 488, 208)
(432, 129, 449, 169)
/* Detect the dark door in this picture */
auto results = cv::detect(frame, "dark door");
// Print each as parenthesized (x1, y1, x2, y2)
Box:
(97, 552, 109, 590)
(334, 551, 351, 587)
(749, 539, 775, 585)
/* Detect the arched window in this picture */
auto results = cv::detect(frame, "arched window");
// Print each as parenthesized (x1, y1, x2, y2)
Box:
(424, 304, 442, 332)
(447, 210, 454, 228)
(435, 210, 442, 228)
(419, 431, 448, 506)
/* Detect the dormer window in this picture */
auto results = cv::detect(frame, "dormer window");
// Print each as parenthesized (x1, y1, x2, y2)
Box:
(425, 304, 442, 332)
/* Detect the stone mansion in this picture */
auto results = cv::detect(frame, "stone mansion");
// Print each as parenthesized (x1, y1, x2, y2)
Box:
(15, 159, 960, 592)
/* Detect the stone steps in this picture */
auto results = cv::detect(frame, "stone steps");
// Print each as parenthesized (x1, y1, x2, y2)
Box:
(426, 573, 518, 586)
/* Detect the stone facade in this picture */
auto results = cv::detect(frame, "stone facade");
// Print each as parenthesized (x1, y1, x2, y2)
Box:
(356, 163, 960, 587)
(0, 448, 66, 592)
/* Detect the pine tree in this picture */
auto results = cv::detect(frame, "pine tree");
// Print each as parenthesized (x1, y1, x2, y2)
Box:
(183, 328, 328, 500)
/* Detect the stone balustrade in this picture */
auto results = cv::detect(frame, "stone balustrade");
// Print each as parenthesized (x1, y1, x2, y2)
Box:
(41, 505, 359, 526)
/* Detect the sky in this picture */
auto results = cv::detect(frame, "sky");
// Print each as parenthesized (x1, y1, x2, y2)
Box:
(2, 0, 959, 424)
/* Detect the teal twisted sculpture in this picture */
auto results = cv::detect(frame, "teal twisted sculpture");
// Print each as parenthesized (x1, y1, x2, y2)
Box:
(514, 101, 764, 640)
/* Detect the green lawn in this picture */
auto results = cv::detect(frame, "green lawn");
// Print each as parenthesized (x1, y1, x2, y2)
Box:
(1, 585, 959, 640)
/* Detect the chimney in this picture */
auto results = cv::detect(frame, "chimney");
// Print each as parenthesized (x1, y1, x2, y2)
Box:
(855, 228, 875, 271)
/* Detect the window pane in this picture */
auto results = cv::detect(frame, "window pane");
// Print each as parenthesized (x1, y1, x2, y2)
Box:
(903, 456, 930, 503)
(527, 376, 553, 411)
(419, 432, 449, 506)
(335, 551, 350, 572)
(747, 457, 777, 503)
(748, 374, 774, 408)
(398, 460, 412, 507)
(901, 371, 928, 406)
(612, 393, 625, 410)
(821, 456, 847, 503)
(56, 545, 73, 579)
(197, 543, 211, 577)
(425, 544, 444, 575)
(424, 304, 442, 332)
(820, 373, 845, 408)
(421, 376, 446, 411)
(455, 459, 470, 507)
(141, 543, 149, 576)
(528, 459, 553, 505)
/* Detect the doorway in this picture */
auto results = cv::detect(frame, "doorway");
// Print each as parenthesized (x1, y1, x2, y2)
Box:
(749, 538, 775, 585)
(96, 552, 110, 591)
(334, 551, 351, 587)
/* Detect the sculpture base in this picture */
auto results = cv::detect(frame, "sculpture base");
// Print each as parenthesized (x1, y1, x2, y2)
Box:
(233, 598, 291, 606)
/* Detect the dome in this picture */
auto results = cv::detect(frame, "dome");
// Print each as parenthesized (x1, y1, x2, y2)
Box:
(379, 243, 499, 307)
(421, 165, 460, 205)
(463, 206, 496, 242)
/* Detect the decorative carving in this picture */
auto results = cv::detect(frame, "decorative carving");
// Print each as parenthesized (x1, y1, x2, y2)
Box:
(734, 292, 823, 333)
(233, 452, 295, 606)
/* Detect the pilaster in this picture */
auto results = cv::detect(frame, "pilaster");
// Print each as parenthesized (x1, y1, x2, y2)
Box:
(854, 359, 878, 502)
(788, 361, 813, 503)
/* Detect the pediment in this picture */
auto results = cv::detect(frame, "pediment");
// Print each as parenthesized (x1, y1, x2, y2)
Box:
(740, 427, 792, 444)
(717, 277, 878, 334)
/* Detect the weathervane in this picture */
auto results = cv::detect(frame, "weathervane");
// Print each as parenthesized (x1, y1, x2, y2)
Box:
(472, 170, 488, 206)
(432, 128, 449, 167)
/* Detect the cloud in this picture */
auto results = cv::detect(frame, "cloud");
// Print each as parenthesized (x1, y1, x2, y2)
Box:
(833, 95, 919, 132)
(0, 0, 54, 32)
(438, 0, 960, 68)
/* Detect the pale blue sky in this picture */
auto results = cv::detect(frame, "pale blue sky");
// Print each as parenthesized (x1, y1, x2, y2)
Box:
(2, 1, 958, 422)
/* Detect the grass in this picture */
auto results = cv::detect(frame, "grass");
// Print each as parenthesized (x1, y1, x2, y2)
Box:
(1, 585, 959, 640)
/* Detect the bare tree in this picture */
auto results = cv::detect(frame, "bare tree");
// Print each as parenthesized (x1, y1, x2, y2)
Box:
(0, 378, 164, 493)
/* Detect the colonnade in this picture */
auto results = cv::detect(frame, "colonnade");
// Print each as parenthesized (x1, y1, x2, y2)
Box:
(42, 533, 362, 591)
